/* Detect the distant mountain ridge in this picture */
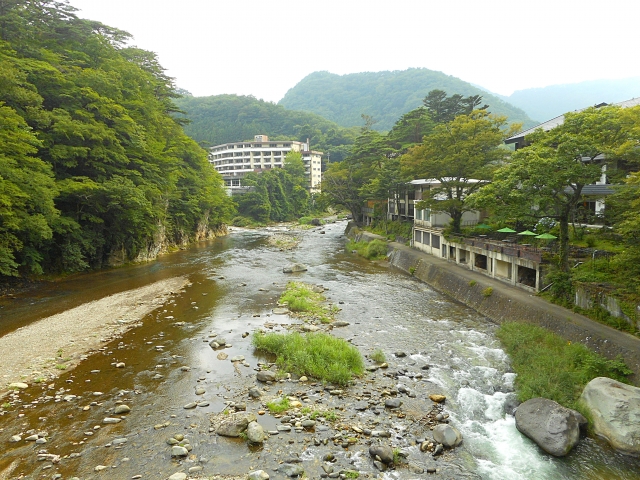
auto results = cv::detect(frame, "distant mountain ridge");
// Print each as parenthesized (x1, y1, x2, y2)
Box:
(278, 69, 536, 131)
(501, 78, 640, 122)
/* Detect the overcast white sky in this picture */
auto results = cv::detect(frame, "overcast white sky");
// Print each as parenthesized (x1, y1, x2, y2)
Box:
(67, 0, 640, 102)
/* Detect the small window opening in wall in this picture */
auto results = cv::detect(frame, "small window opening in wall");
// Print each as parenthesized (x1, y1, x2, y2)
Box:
(475, 254, 488, 270)
(518, 266, 536, 287)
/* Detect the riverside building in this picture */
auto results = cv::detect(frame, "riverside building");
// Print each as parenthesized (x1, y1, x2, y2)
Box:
(209, 135, 323, 194)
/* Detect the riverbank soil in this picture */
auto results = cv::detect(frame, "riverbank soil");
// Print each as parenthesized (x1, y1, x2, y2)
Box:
(0, 277, 188, 395)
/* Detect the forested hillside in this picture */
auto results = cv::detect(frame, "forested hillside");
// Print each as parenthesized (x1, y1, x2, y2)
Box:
(174, 94, 358, 162)
(504, 78, 640, 122)
(278, 69, 535, 131)
(0, 0, 234, 278)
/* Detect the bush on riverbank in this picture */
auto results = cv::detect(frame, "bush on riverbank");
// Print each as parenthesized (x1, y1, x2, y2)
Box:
(298, 216, 324, 226)
(252, 331, 364, 385)
(497, 322, 631, 410)
(347, 239, 388, 260)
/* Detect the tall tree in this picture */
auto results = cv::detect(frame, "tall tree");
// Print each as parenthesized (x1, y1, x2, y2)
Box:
(423, 89, 489, 124)
(387, 107, 434, 149)
(0, 103, 59, 275)
(401, 110, 518, 233)
(322, 122, 398, 222)
(468, 105, 640, 271)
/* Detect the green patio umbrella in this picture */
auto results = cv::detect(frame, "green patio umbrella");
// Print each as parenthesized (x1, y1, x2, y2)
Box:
(535, 233, 557, 240)
(497, 227, 516, 233)
(517, 230, 538, 236)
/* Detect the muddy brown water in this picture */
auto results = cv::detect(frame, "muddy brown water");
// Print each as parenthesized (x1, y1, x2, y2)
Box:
(0, 222, 638, 479)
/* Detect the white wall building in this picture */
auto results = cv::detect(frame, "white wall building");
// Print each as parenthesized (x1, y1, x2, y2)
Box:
(209, 135, 322, 194)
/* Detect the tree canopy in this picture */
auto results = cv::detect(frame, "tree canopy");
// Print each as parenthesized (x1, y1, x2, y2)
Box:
(236, 151, 311, 223)
(401, 110, 519, 233)
(468, 105, 640, 270)
(0, 0, 234, 277)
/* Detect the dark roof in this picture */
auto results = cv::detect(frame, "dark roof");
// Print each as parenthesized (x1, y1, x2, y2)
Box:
(505, 97, 640, 144)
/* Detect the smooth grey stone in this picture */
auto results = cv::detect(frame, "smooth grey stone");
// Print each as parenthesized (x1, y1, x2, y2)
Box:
(278, 463, 305, 477)
(171, 446, 188, 457)
(114, 404, 130, 414)
(246, 421, 265, 444)
(385, 398, 402, 409)
(369, 444, 394, 464)
(256, 370, 277, 382)
(248, 471, 270, 480)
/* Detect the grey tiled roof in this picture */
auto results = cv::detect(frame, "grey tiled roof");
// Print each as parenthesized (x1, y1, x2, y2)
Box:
(581, 184, 615, 196)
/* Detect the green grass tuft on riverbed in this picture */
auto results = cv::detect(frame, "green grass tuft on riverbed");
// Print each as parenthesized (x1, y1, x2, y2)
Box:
(497, 322, 632, 410)
(279, 281, 337, 323)
(252, 331, 364, 385)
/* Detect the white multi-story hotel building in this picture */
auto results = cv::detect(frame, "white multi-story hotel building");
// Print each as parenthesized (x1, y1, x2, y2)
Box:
(209, 135, 322, 194)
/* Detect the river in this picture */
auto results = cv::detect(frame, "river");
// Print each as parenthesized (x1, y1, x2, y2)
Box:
(0, 221, 637, 479)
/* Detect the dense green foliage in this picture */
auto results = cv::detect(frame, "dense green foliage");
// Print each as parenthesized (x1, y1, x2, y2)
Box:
(497, 322, 631, 410)
(366, 219, 413, 241)
(0, 0, 234, 277)
(174, 94, 358, 163)
(402, 109, 520, 233)
(252, 331, 364, 385)
(469, 105, 640, 271)
(346, 239, 388, 260)
(235, 152, 311, 223)
(279, 69, 535, 131)
(323, 91, 513, 229)
(506, 78, 640, 122)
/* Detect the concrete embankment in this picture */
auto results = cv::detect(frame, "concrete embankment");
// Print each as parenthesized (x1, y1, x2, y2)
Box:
(347, 224, 640, 384)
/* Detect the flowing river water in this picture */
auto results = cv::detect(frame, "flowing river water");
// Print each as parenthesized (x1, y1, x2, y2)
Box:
(0, 221, 638, 479)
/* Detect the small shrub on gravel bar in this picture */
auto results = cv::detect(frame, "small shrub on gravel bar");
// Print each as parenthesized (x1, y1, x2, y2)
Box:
(252, 331, 364, 385)
(279, 281, 335, 323)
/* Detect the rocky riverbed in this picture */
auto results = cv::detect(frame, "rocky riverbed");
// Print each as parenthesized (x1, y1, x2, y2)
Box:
(1, 222, 637, 479)
(0, 282, 476, 480)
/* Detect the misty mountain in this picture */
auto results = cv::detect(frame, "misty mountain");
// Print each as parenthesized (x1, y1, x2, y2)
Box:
(504, 78, 640, 122)
(278, 69, 535, 131)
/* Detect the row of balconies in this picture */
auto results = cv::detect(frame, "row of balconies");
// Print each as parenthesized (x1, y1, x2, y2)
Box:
(212, 143, 294, 151)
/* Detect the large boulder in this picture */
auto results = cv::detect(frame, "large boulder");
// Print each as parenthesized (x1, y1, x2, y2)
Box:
(216, 412, 257, 437)
(515, 397, 582, 456)
(580, 377, 640, 456)
(433, 424, 463, 448)
(283, 263, 307, 273)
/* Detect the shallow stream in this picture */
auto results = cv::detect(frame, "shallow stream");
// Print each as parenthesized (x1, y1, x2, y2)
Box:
(0, 221, 637, 479)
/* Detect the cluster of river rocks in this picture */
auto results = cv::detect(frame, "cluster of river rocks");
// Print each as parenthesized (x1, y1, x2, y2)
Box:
(514, 377, 640, 458)
(200, 351, 472, 480)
